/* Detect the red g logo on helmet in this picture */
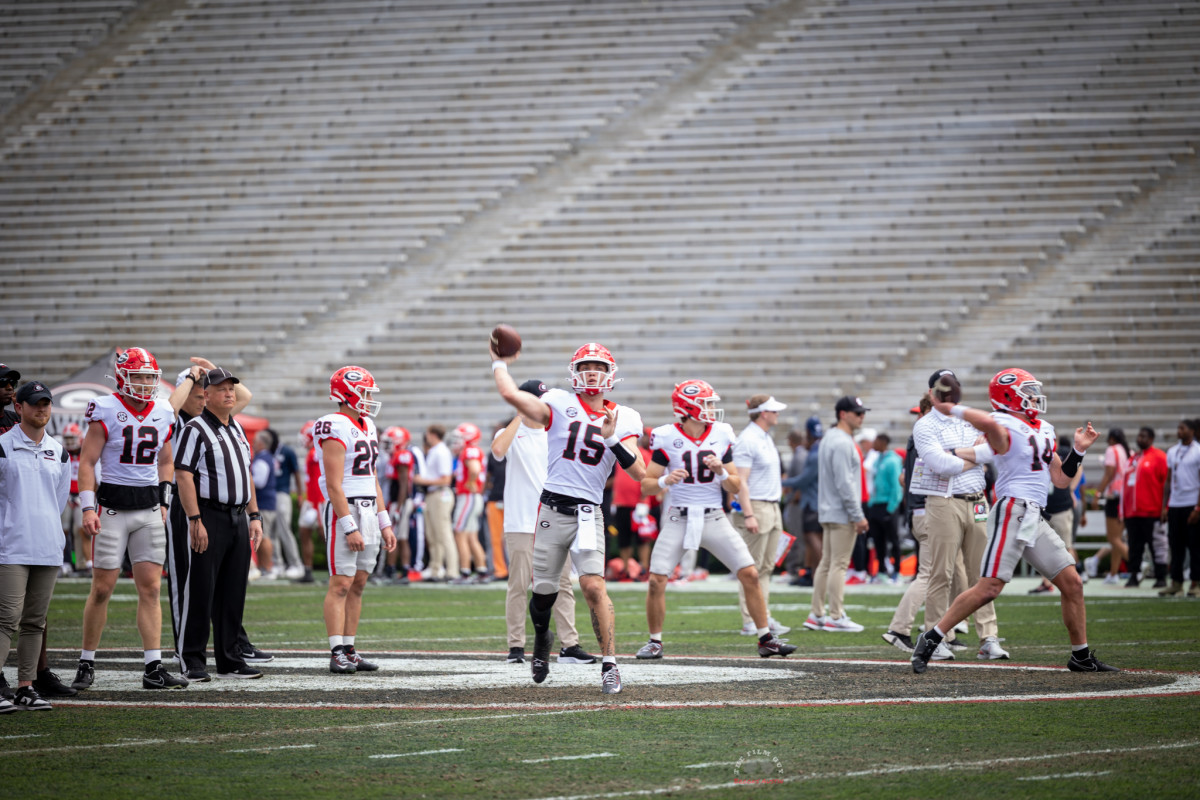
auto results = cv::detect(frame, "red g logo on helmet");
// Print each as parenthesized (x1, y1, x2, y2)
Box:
(329, 366, 381, 418)
(569, 343, 618, 395)
(671, 379, 723, 423)
(114, 347, 161, 403)
(989, 368, 1046, 420)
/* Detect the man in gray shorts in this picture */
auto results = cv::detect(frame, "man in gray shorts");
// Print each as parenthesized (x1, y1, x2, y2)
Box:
(490, 340, 646, 694)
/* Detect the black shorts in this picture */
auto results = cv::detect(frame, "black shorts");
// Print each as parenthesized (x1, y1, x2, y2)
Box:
(1104, 497, 1120, 519)
(613, 505, 637, 550)
(801, 507, 823, 535)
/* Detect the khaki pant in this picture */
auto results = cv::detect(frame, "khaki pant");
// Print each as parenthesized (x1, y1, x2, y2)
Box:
(0, 564, 58, 682)
(732, 499, 782, 626)
(811, 522, 857, 619)
(924, 496, 998, 639)
(1048, 508, 1074, 550)
(887, 514, 970, 634)
(504, 532, 578, 649)
(423, 488, 458, 577)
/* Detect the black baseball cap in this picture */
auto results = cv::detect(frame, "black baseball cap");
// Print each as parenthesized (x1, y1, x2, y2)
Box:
(16, 381, 52, 404)
(834, 396, 870, 415)
(203, 367, 240, 388)
(928, 368, 957, 389)
(0, 364, 20, 385)
(519, 379, 548, 398)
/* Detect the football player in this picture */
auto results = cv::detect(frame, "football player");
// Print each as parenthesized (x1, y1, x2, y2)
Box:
(449, 422, 489, 583)
(316, 367, 397, 674)
(294, 420, 323, 583)
(491, 341, 645, 694)
(911, 368, 1118, 674)
(381, 426, 414, 583)
(73, 348, 187, 690)
(637, 381, 796, 660)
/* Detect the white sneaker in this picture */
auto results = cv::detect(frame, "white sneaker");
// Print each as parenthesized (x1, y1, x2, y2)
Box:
(822, 615, 865, 633)
(931, 642, 955, 661)
(739, 622, 757, 636)
(1103, 574, 1120, 585)
(768, 617, 791, 636)
(248, 564, 262, 581)
(1083, 555, 1099, 578)
(977, 636, 1010, 660)
(802, 613, 826, 631)
(953, 621, 969, 635)
(284, 565, 306, 580)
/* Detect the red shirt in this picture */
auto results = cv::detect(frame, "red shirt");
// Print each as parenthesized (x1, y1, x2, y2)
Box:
(305, 447, 324, 504)
(454, 444, 485, 494)
(613, 446, 654, 507)
(1120, 446, 1167, 518)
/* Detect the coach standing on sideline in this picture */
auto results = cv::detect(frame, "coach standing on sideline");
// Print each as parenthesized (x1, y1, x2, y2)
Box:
(173, 368, 265, 680)
(0, 381, 71, 711)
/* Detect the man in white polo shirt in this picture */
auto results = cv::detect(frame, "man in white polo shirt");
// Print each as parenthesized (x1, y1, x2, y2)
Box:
(1161, 418, 1200, 597)
(731, 394, 789, 636)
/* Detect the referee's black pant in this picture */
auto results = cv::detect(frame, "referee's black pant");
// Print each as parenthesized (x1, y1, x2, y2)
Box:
(166, 498, 252, 674)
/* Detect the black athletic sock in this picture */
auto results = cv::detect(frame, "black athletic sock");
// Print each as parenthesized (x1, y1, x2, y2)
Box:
(144, 660, 161, 673)
(1072, 645, 1090, 658)
(331, 645, 345, 655)
(758, 633, 772, 645)
(601, 662, 615, 673)
(344, 645, 356, 655)
(925, 629, 944, 645)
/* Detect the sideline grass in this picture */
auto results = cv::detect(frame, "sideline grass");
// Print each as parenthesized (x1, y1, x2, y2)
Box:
(9, 577, 1200, 799)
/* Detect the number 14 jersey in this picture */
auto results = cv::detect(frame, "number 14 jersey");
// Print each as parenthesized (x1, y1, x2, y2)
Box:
(991, 412, 1057, 505)
(314, 412, 380, 499)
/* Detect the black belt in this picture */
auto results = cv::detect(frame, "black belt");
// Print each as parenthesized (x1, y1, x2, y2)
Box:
(953, 492, 985, 502)
(198, 498, 248, 515)
(676, 507, 723, 517)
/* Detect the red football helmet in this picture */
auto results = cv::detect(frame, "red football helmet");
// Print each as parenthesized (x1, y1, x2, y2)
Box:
(61, 422, 82, 450)
(447, 422, 481, 451)
(114, 347, 161, 403)
(383, 426, 411, 449)
(569, 343, 618, 395)
(329, 366, 381, 417)
(672, 379, 723, 423)
(989, 368, 1046, 420)
(300, 420, 316, 447)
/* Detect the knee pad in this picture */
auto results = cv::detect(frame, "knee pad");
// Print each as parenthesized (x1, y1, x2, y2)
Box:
(529, 591, 557, 627)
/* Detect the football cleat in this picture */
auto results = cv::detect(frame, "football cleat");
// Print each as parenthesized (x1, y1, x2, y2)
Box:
(71, 661, 95, 691)
(345, 650, 379, 672)
(758, 636, 796, 658)
(881, 631, 915, 653)
(142, 665, 189, 690)
(531, 629, 554, 684)
(978, 637, 1010, 660)
(601, 665, 623, 695)
(635, 640, 664, 660)
(330, 651, 357, 674)
(911, 631, 938, 674)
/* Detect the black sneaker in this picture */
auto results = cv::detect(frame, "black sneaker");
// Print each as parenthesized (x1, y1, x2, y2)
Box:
(0, 671, 16, 700)
(14, 685, 52, 711)
(911, 631, 938, 674)
(143, 665, 189, 690)
(215, 666, 263, 679)
(558, 644, 597, 664)
(881, 630, 915, 653)
(240, 646, 275, 664)
(330, 650, 356, 674)
(506, 647, 525, 664)
(945, 638, 970, 652)
(71, 661, 95, 691)
(185, 667, 212, 682)
(345, 649, 379, 672)
(33, 669, 78, 697)
(1068, 649, 1119, 673)
(758, 635, 797, 658)
(292, 569, 315, 584)
(531, 629, 554, 684)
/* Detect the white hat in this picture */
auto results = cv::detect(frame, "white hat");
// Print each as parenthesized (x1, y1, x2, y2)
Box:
(751, 397, 787, 413)
(855, 427, 877, 442)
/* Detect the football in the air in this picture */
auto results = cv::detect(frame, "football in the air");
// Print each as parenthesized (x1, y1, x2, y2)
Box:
(490, 324, 522, 358)
(933, 374, 963, 404)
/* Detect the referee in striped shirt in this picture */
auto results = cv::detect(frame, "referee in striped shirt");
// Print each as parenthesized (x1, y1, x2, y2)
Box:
(174, 368, 265, 680)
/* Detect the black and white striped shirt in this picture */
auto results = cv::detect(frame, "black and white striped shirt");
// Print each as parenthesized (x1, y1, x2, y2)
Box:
(174, 407, 253, 505)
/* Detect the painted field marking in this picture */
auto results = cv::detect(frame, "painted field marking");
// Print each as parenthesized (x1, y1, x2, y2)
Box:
(683, 761, 739, 769)
(1017, 770, 1112, 781)
(522, 753, 617, 764)
(370, 748, 463, 759)
(1, 734, 49, 740)
(531, 741, 1200, 800)
(227, 744, 317, 754)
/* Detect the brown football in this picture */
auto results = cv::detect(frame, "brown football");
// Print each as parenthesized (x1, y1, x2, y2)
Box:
(490, 324, 522, 358)
(933, 374, 963, 404)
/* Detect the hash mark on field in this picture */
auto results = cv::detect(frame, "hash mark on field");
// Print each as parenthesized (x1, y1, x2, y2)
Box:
(1, 734, 48, 740)
(522, 753, 617, 763)
(228, 744, 317, 753)
(683, 761, 738, 769)
(1017, 770, 1113, 781)
(370, 748, 463, 759)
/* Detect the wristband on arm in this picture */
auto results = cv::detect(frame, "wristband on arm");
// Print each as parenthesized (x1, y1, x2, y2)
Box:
(337, 516, 359, 536)
(609, 439, 637, 469)
(1061, 447, 1085, 478)
(159, 481, 173, 507)
(80, 490, 96, 513)
(377, 511, 391, 530)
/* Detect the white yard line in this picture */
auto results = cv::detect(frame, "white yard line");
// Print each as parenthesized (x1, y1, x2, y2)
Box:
(522, 753, 617, 764)
(1, 734, 49, 740)
(227, 744, 318, 754)
(682, 761, 739, 769)
(369, 748, 463, 759)
(1017, 770, 1113, 781)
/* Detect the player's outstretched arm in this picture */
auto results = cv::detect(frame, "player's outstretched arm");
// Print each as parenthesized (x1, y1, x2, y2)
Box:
(489, 342, 549, 427)
(1050, 422, 1098, 489)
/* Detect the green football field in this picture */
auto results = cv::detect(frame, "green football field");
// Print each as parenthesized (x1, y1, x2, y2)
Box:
(6, 574, 1199, 800)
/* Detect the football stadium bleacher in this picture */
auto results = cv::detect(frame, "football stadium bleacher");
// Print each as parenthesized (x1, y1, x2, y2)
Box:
(1, 0, 1197, 444)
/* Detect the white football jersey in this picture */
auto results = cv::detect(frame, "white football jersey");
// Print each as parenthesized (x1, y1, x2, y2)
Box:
(314, 412, 380, 500)
(649, 422, 736, 507)
(542, 388, 643, 504)
(991, 412, 1057, 505)
(83, 394, 174, 487)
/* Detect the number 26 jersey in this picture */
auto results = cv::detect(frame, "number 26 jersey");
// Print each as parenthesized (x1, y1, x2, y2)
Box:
(84, 394, 174, 487)
(314, 412, 380, 500)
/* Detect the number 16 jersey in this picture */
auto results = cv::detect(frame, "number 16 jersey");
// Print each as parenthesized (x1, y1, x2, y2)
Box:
(649, 422, 736, 507)
(314, 412, 380, 499)
(84, 394, 174, 487)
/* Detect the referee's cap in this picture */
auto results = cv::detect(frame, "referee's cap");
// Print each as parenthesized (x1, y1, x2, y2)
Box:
(203, 367, 240, 388)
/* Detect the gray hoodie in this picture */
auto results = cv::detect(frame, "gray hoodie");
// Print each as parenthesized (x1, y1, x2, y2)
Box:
(817, 427, 865, 525)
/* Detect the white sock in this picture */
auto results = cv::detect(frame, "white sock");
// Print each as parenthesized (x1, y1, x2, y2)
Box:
(144, 650, 161, 665)
(757, 627, 770, 637)
(933, 625, 946, 639)
(602, 655, 616, 665)
(649, 632, 662, 642)
(343, 635, 355, 648)
(328, 635, 343, 650)
(80, 649, 96, 662)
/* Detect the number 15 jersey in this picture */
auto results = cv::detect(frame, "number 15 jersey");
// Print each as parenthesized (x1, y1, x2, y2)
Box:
(542, 388, 642, 504)
(649, 422, 736, 507)
(314, 412, 380, 499)
(84, 394, 174, 487)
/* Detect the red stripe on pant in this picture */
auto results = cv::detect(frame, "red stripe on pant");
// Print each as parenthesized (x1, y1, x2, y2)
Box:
(989, 498, 1016, 577)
